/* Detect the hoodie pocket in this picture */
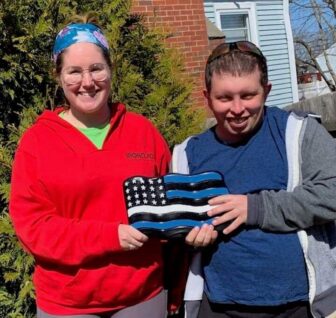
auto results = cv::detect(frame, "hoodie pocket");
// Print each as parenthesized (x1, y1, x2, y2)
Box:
(61, 248, 163, 308)
(61, 264, 123, 307)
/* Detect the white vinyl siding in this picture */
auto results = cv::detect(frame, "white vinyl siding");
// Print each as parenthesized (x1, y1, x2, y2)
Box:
(204, 0, 298, 108)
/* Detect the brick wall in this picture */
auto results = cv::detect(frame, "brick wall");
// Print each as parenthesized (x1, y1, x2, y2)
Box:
(131, 0, 211, 109)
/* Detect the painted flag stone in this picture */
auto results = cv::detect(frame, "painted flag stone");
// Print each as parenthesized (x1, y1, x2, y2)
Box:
(123, 171, 228, 238)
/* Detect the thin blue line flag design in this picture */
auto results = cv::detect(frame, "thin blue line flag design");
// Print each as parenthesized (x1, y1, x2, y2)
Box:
(123, 171, 228, 238)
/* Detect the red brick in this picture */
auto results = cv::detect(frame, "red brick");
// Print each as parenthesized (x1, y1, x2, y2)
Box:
(131, 0, 211, 109)
(192, 8, 205, 15)
(139, 0, 153, 5)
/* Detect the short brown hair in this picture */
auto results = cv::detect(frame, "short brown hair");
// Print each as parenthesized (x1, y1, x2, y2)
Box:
(205, 46, 268, 92)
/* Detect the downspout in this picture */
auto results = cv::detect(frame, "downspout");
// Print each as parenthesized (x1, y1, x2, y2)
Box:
(283, 0, 299, 103)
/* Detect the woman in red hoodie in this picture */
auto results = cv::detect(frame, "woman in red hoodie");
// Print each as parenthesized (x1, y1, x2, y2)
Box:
(10, 15, 174, 318)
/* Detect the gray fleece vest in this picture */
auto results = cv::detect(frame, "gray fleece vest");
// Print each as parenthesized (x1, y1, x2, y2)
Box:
(172, 112, 336, 318)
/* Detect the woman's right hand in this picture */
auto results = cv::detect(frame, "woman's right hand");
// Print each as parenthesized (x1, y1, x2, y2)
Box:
(185, 224, 218, 248)
(118, 224, 149, 251)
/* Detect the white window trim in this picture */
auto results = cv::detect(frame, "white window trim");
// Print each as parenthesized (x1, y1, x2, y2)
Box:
(213, 2, 259, 45)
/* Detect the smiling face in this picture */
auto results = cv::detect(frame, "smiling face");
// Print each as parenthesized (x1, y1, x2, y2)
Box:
(205, 68, 271, 144)
(58, 42, 111, 125)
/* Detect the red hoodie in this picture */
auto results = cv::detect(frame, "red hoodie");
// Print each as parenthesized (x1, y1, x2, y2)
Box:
(9, 103, 172, 315)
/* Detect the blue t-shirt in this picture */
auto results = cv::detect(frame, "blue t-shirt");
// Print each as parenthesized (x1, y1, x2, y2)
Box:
(185, 106, 308, 305)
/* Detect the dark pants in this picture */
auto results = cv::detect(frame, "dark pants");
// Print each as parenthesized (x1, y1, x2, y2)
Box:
(198, 293, 313, 318)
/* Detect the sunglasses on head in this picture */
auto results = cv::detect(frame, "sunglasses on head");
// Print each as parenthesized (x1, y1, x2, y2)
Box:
(207, 41, 265, 64)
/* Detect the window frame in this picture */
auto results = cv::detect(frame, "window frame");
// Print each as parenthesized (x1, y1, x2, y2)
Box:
(213, 2, 259, 45)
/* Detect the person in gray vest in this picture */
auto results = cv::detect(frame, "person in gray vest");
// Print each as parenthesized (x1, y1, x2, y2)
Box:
(171, 41, 336, 318)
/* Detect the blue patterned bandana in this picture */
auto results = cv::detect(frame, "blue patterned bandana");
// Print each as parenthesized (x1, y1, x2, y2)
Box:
(52, 23, 109, 62)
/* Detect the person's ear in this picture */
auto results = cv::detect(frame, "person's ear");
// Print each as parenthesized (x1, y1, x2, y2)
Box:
(203, 89, 212, 109)
(203, 89, 208, 99)
(263, 82, 272, 100)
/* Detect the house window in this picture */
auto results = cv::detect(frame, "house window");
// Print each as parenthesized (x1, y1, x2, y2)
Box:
(214, 2, 258, 44)
(219, 13, 250, 42)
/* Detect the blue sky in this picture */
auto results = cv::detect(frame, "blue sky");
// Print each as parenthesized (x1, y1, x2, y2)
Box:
(290, 0, 336, 36)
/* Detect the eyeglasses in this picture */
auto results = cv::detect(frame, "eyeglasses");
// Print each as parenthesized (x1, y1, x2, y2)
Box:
(62, 63, 110, 85)
(207, 41, 266, 64)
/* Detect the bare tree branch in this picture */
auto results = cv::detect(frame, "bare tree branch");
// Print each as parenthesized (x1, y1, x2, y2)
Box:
(291, 0, 336, 91)
(323, 0, 336, 17)
(295, 39, 336, 91)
